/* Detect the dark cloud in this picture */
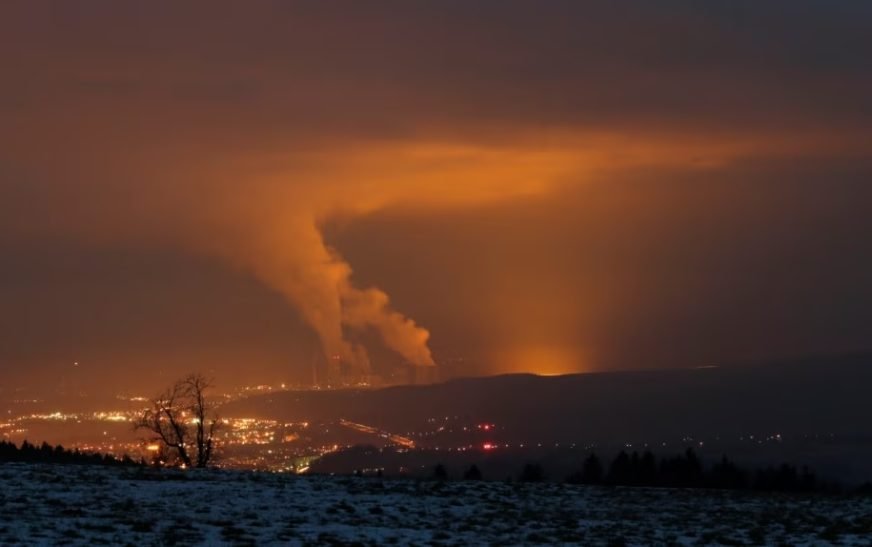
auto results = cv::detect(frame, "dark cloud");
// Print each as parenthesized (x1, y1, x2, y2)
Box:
(3, 1, 871, 137)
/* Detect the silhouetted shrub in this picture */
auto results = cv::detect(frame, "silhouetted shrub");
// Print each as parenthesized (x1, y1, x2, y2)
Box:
(433, 463, 448, 481)
(607, 451, 632, 485)
(568, 453, 604, 485)
(708, 456, 748, 490)
(854, 482, 872, 496)
(519, 463, 544, 482)
(753, 463, 816, 492)
(659, 448, 703, 487)
(463, 464, 483, 481)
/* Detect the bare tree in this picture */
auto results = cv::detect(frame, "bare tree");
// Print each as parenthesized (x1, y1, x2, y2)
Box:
(135, 373, 220, 468)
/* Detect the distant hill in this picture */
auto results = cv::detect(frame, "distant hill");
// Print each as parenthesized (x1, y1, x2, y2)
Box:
(223, 354, 872, 445)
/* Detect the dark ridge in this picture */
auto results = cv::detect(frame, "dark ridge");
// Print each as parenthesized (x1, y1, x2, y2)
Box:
(224, 354, 872, 441)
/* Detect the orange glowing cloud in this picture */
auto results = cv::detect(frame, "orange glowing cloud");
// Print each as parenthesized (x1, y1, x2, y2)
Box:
(2, 121, 856, 375)
(189, 140, 586, 371)
(182, 129, 832, 373)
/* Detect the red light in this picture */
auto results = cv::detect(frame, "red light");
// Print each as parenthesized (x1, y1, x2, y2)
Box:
(483, 443, 495, 451)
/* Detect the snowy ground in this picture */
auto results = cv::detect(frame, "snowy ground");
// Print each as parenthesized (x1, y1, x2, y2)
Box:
(1, 464, 871, 546)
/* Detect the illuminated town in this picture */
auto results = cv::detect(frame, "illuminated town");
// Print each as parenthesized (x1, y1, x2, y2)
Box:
(1, 384, 333, 471)
(1, 380, 804, 476)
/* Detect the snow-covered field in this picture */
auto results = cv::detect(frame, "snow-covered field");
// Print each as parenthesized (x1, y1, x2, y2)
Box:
(1, 464, 871, 546)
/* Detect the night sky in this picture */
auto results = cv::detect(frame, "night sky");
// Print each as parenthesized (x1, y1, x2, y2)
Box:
(2, 1, 871, 391)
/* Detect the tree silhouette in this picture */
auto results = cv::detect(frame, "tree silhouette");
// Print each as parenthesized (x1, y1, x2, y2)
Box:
(637, 451, 658, 486)
(433, 463, 448, 480)
(560, 448, 829, 493)
(519, 462, 544, 482)
(660, 448, 703, 487)
(708, 455, 747, 490)
(607, 451, 632, 485)
(134, 373, 220, 468)
(463, 464, 483, 481)
(578, 453, 604, 484)
(0, 439, 138, 467)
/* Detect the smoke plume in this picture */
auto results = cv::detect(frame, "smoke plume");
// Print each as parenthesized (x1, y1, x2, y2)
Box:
(222, 213, 434, 371)
(183, 142, 581, 372)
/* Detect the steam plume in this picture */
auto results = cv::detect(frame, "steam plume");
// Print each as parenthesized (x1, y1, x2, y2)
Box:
(193, 142, 577, 372)
(229, 216, 433, 370)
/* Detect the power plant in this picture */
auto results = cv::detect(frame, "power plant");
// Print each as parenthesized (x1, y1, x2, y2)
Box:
(310, 346, 438, 388)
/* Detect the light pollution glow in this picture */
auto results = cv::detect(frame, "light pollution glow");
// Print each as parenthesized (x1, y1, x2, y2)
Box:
(175, 131, 852, 373)
(2, 130, 870, 381)
(1, 2, 872, 387)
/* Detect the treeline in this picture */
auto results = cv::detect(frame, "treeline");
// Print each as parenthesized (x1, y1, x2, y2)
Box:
(563, 449, 823, 492)
(435, 448, 837, 493)
(0, 440, 141, 467)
